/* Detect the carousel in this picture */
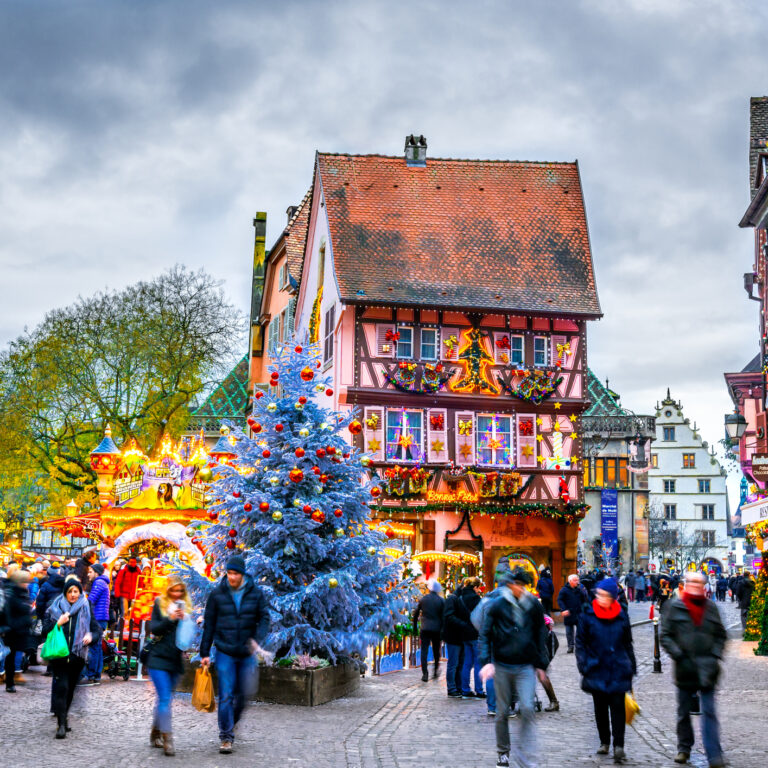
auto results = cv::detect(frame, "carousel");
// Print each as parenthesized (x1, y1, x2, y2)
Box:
(41, 425, 227, 621)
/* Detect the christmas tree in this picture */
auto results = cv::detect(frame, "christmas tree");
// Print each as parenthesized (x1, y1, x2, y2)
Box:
(744, 561, 768, 642)
(181, 341, 413, 663)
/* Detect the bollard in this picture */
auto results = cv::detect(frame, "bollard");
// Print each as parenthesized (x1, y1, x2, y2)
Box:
(652, 615, 662, 673)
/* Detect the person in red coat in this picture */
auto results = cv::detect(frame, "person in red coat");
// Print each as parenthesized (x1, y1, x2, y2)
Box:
(113, 557, 141, 618)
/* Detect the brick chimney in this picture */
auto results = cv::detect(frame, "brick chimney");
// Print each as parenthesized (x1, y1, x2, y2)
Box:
(749, 97, 768, 199)
(404, 134, 427, 166)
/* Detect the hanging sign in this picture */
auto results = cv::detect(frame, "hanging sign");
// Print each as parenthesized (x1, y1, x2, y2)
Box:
(601, 488, 619, 561)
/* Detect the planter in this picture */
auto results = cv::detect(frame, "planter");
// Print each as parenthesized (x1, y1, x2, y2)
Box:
(178, 659, 360, 706)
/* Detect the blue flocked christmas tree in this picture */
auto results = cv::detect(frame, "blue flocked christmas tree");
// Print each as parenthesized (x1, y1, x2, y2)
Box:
(180, 340, 413, 663)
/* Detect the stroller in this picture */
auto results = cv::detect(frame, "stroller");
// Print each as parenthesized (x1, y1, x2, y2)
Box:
(103, 635, 131, 681)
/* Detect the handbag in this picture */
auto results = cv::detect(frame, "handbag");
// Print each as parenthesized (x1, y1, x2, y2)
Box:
(192, 666, 216, 712)
(41, 624, 70, 660)
(625, 690, 640, 725)
(139, 637, 157, 666)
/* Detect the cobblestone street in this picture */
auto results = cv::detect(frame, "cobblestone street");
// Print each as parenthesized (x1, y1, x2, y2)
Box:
(2, 602, 766, 768)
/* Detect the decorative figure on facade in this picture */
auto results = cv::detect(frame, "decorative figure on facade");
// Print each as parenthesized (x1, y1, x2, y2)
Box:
(451, 326, 499, 394)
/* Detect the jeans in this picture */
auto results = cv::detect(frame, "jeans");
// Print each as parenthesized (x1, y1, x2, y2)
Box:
(84, 621, 108, 680)
(486, 676, 496, 712)
(741, 608, 749, 631)
(149, 668, 178, 733)
(592, 691, 626, 747)
(420, 631, 441, 677)
(494, 663, 537, 767)
(461, 640, 483, 695)
(216, 651, 258, 743)
(445, 643, 464, 695)
(677, 688, 722, 762)
(565, 623, 576, 650)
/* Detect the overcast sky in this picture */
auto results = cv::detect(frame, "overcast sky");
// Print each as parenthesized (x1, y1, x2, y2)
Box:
(1, 0, 766, 499)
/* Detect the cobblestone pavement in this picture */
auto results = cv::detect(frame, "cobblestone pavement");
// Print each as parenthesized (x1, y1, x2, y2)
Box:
(2, 601, 766, 768)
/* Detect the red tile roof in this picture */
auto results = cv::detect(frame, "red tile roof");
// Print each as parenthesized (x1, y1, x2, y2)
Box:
(282, 186, 312, 281)
(317, 154, 601, 316)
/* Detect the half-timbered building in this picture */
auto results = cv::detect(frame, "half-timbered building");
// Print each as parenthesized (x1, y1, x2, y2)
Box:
(294, 136, 601, 590)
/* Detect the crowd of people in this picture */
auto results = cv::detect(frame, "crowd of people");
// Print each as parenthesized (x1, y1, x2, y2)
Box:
(411, 564, 749, 768)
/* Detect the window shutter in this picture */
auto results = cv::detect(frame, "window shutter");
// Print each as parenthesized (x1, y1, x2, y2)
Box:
(427, 408, 448, 463)
(551, 335, 567, 367)
(493, 332, 511, 364)
(517, 414, 537, 468)
(286, 296, 297, 339)
(376, 324, 395, 358)
(363, 407, 385, 462)
(441, 326, 460, 361)
(455, 410, 475, 466)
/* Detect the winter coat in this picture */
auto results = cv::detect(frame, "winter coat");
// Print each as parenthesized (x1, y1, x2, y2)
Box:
(575, 603, 636, 695)
(660, 597, 727, 691)
(42, 600, 102, 652)
(36, 572, 64, 623)
(478, 590, 549, 670)
(1, 581, 34, 651)
(635, 574, 646, 592)
(460, 588, 481, 642)
(28, 579, 40, 603)
(557, 584, 588, 626)
(617, 586, 629, 611)
(442, 587, 474, 644)
(147, 599, 184, 675)
(736, 577, 755, 610)
(88, 574, 110, 622)
(412, 591, 444, 634)
(537, 576, 554, 600)
(114, 565, 140, 600)
(624, 572, 636, 588)
(199, 575, 269, 659)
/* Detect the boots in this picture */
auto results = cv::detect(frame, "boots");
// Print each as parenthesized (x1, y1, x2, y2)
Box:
(55, 716, 67, 740)
(151, 726, 163, 748)
(162, 732, 175, 756)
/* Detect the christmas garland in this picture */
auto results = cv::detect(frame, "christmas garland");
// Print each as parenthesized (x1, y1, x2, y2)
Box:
(309, 286, 323, 343)
(382, 465, 432, 496)
(383, 361, 453, 394)
(375, 499, 589, 523)
(502, 369, 563, 404)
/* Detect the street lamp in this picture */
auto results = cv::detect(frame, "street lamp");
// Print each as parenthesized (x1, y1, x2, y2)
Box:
(724, 411, 747, 442)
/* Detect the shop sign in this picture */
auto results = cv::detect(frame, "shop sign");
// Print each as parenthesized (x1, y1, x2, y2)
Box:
(751, 453, 768, 480)
(426, 489, 479, 504)
(740, 498, 768, 527)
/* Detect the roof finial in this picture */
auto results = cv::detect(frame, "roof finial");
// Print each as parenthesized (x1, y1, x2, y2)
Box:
(666, 387, 671, 400)
(105, 423, 112, 438)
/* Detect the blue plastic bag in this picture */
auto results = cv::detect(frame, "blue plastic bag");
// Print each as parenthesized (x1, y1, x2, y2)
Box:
(175, 616, 195, 651)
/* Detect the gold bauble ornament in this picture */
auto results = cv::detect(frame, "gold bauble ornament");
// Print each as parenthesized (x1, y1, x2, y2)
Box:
(293, 499, 302, 507)
(328, 577, 339, 588)
(220, 425, 230, 435)
(315, 383, 326, 392)
(266, 402, 277, 412)
(367, 546, 377, 556)
(299, 428, 310, 438)
(272, 511, 283, 522)
(198, 466, 213, 482)
(334, 528, 344, 537)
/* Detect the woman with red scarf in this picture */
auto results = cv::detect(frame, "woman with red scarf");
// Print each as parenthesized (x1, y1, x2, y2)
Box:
(575, 578, 636, 764)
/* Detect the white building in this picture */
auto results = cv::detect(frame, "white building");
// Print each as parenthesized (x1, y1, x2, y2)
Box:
(648, 391, 729, 573)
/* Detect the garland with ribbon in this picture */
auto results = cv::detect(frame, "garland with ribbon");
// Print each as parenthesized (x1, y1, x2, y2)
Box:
(502, 369, 563, 403)
(381, 465, 432, 496)
(374, 499, 589, 523)
(383, 361, 453, 394)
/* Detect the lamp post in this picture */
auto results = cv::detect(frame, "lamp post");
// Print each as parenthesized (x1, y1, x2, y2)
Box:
(724, 411, 747, 442)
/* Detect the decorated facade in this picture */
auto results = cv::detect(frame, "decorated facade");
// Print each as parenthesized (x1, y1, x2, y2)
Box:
(291, 136, 602, 590)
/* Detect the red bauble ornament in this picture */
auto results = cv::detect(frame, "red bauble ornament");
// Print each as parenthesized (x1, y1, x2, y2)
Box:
(303, 504, 312, 514)
(326, 446, 336, 455)
(316, 448, 326, 458)
(262, 449, 271, 458)
(233, 491, 241, 498)
(295, 447, 305, 458)
(254, 391, 264, 400)
(333, 508, 343, 518)
(295, 345, 303, 353)
(311, 509, 325, 524)
(300, 367, 314, 381)
(348, 420, 363, 435)
(326, 388, 334, 396)
(385, 529, 395, 539)
(316, 361, 321, 369)
(370, 486, 381, 498)
(243, 502, 252, 512)
(343, 453, 350, 459)
(271, 370, 279, 379)
(320, 474, 329, 483)
(275, 423, 284, 432)
(228, 529, 237, 537)
(270, 379, 279, 387)
(253, 423, 262, 433)
(289, 467, 304, 483)
(226, 540, 235, 549)
(247, 417, 256, 427)
(208, 510, 218, 520)
(259, 502, 270, 512)
(312, 466, 321, 475)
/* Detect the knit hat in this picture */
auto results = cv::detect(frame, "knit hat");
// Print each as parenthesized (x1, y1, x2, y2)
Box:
(63, 576, 84, 594)
(511, 567, 532, 585)
(596, 578, 619, 599)
(428, 578, 443, 593)
(91, 563, 105, 576)
(226, 555, 246, 575)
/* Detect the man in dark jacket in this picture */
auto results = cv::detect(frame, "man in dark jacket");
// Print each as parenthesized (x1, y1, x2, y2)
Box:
(459, 576, 484, 697)
(537, 569, 554, 616)
(412, 579, 444, 681)
(73, 549, 98, 589)
(557, 574, 588, 652)
(735, 572, 755, 633)
(479, 568, 549, 768)
(661, 572, 727, 767)
(200, 555, 269, 755)
(36, 567, 64, 626)
(442, 581, 472, 697)
(2, 570, 33, 692)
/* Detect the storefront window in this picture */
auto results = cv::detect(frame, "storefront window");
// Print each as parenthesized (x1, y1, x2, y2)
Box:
(385, 409, 423, 462)
(476, 414, 513, 466)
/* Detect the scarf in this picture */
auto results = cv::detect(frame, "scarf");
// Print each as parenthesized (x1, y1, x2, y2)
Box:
(501, 588, 531, 628)
(681, 592, 707, 627)
(48, 593, 92, 660)
(592, 599, 621, 620)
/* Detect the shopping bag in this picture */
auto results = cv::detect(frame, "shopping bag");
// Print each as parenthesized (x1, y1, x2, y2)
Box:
(175, 616, 195, 651)
(192, 666, 216, 713)
(41, 624, 70, 660)
(625, 691, 640, 725)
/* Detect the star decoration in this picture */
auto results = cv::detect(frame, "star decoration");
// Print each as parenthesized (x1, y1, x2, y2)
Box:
(537, 455, 545, 464)
(367, 438, 380, 452)
(571, 433, 578, 440)
(397, 434, 414, 449)
(488, 438, 503, 450)
(569, 414, 577, 422)
(554, 402, 562, 409)
(536, 434, 543, 442)
(536, 417, 543, 426)
(521, 445, 534, 457)
(459, 443, 473, 458)
(431, 439, 445, 453)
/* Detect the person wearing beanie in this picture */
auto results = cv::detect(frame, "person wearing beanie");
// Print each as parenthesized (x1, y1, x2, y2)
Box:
(661, 572, 727, 768)
(42, 577, 102, 738)
(412, 579, 445, 682)
(575, 578, 636, 763)
(199, 555, 269, 755)
(82, 562, 110, 684)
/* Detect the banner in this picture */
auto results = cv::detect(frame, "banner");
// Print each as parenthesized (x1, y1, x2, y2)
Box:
(601, 488, 619, 561)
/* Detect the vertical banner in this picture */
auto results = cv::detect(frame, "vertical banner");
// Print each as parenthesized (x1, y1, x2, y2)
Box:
(601, 488, 619, 561)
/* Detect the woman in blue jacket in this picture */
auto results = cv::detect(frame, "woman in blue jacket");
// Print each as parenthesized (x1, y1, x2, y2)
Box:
(576, 578, 636, 764)
(83, 564, 110, 683)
